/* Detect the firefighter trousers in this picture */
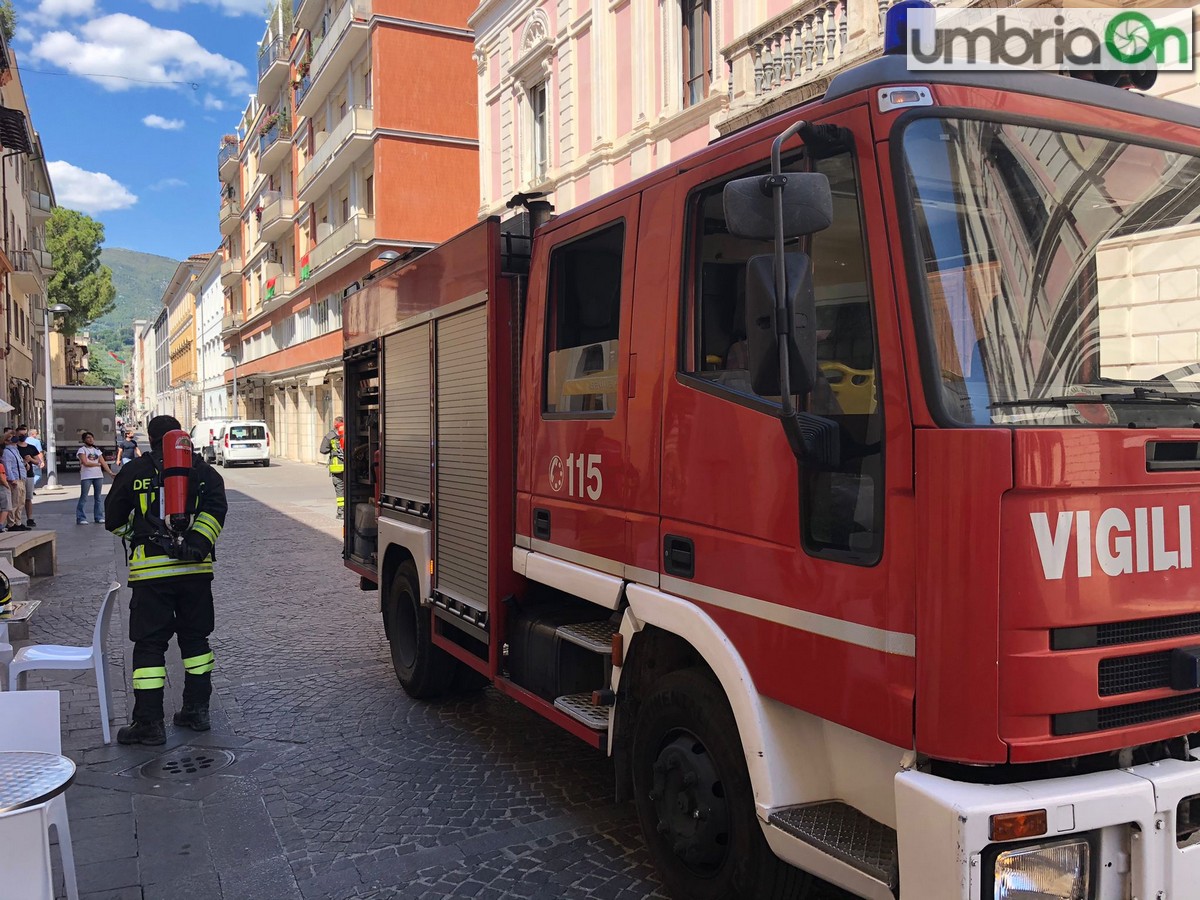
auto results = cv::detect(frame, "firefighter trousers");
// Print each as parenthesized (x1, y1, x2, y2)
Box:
(331, 471, 345, 518)
(129, 577, 215, 723)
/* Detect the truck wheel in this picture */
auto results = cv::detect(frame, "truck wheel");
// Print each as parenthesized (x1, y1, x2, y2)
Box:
(632, 668, 812, 900)
(382, 559, 456, 699)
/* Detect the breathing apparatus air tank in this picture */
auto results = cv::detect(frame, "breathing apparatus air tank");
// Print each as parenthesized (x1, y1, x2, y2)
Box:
(160, 429, 193, 533)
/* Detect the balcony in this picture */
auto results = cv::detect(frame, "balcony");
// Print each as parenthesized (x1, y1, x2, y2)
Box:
(720, 0, 883, 133)
(219, 197, 242, 236)
(258, 115, 292, 171)
(220, 257, 244, 288)
(9, 249, 52, 294)
(304, 213, 375, 277)
(257, 37, 289, 99)
(259, 193, 297, 242)
(296, 106, 372, 199)
(218, 141, 239, 182)
(28, 191, 52, 221)
(294, 0, 371, 122)
(293, 75, 312, 110)
(220, 312, 244, 337)
(263, 273, 297, 307)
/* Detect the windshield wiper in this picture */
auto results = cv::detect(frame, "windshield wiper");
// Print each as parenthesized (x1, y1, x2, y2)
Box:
(991, 387, 1200, 410)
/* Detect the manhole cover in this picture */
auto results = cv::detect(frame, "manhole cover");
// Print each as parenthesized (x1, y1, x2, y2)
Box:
(140, 747, 236, 780)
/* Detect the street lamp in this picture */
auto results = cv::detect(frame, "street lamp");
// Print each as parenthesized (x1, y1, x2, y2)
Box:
(42, 302, 71, 490)
(222, 351, 239, 417)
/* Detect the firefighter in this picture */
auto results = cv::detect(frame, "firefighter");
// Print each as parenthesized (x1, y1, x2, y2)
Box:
(319, 415, 346, 520)
(106, 415, 228, 745)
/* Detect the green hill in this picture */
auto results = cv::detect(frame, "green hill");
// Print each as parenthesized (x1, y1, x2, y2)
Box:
(90, 248, 179, 358)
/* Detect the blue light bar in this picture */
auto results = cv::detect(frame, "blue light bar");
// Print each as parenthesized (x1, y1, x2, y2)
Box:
(884, 0, 934, 56)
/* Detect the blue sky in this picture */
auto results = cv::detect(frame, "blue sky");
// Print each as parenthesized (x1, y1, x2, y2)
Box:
(13, 0, 270, 261)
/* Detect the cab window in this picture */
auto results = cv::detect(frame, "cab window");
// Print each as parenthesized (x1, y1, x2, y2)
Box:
(543, 223, 624, 416)
(683, 151, 884, 562)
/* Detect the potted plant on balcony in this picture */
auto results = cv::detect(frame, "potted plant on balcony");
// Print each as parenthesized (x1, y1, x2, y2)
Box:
(294, 51, 311, 86)
(259, 111, 285, 137)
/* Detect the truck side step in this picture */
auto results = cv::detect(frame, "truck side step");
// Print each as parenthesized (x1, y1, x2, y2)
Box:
(768, 802, 898, 891)
(553, 693, 610, 731)
(556, 619, 618, 654)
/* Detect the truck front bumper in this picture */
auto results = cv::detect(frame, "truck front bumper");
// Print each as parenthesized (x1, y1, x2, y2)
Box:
(896, 748, 1200, 899)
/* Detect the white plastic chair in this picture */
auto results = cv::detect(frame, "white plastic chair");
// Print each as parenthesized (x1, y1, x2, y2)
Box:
(0, 805, 55, 900)
(0, 690, 78, 900)
(8, 582, 121, 745)
(0, 641, 11, 690)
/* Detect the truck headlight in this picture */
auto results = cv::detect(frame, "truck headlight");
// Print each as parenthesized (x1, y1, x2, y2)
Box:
(993, 838, 1090, 900)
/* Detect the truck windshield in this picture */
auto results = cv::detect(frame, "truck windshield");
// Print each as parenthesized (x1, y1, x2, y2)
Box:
(902, 116, 1200, 427)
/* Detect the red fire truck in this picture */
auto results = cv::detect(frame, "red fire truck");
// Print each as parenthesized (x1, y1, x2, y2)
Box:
(340, 25, 1200, 900)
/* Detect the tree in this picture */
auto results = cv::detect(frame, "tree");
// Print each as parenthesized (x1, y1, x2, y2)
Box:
(82, 351, 122, 388)
(46, 208, 117, 335)
(0, 0, 16, 43)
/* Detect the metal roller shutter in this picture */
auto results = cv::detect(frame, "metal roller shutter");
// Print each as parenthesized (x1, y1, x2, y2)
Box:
(383, 325, 431, 506)
(435, 304, 489, 608)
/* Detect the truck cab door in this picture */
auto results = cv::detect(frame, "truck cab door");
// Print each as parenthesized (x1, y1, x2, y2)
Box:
(520, 195, 640, 585)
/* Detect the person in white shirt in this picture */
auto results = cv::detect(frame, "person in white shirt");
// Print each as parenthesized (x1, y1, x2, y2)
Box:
(76, 431, 111, 524)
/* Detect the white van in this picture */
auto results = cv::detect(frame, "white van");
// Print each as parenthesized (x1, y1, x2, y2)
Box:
(189, 419, 231, 463)
(214, 420, 272, 467)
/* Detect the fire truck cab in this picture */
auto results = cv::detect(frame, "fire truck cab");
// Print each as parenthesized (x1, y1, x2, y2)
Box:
(342, 36, 1200, 900)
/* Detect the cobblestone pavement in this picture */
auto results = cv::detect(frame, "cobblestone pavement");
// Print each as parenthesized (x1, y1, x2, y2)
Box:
(19, 461, 854, 900)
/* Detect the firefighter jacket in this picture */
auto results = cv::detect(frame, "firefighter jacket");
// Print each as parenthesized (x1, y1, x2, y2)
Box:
(105, 451, 228, 583)
(319, 428, 345, 475)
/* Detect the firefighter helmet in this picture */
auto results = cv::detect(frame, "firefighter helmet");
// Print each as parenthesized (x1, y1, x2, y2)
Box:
(0, 569, 11, 612)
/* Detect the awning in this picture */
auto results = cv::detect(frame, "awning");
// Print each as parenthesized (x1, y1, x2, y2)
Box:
(0, 398, 16, 413)
(0, 107, 32, 154)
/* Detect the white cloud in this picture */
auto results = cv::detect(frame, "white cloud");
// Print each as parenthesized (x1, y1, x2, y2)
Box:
(143, 0, 264, 16)
(27, 0, 95, 25)
(47, 161, 138, 214)
(143, 114, 185, 130)
(202, 94, 225, 111)
(29, 14, 250, 95)
(148, 177, 186, 191)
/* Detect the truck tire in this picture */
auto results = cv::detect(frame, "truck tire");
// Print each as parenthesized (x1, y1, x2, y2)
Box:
(382, 559, 457, 699)
(632, 668, 812, 900)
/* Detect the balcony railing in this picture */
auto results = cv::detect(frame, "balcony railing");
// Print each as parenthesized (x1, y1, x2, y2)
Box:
(218, 141, 238, 175)
(724, 0, 887, 114)
(294, 75, 312, 109)
(259, 117, 291, 157)
(264, 273, 297, 304)
(297, 106, 372, 195)
(221, 312, 244, 335)
(28, 191, 52, 218)
(259, 193, 297, 240)
(308, 0, 369, 89)
(219, 197, 242, 235)
(306, 214, 375, 275)
(258, 38, 282, 81)
(12, 248, 52, 271)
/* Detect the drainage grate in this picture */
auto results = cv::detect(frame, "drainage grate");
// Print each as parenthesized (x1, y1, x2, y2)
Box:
(140, 747, 236, 780)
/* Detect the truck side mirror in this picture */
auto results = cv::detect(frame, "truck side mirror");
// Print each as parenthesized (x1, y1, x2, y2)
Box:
(743, 253, 818, 397)
(722, 172, 833, 241)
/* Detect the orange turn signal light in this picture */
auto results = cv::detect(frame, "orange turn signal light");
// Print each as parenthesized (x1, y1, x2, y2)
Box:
(990, 809, 1048, 842)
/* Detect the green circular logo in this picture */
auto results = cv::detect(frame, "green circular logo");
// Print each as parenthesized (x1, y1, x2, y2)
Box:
(1106, 11, 1158, 64)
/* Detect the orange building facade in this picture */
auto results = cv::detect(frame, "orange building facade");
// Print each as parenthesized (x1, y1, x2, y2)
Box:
(217, 0, 479, 463)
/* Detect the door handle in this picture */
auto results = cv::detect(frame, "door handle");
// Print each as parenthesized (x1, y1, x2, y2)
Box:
(533, 508, 551, 540)
(663, 535, 694, 579)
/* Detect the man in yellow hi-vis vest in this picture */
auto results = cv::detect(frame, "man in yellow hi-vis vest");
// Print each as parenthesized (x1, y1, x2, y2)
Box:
(106, 415, 228, 745)
(319, 415, 345, 520)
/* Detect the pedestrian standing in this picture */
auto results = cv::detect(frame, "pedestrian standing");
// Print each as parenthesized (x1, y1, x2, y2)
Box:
(2, 436, 27, 531)
(25, 428, 43, 487)
(106, 415, 228, 745)
(116, 429, 140, 469)
(17, 433, 41, 528)
(76, 431, 111, 525)
(318, 415, 346, 520)
(0, 437, 15, 533)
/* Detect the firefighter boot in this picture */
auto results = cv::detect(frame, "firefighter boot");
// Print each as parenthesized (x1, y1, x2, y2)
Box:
(117, 719, 166, 745)
(173, 704, 211, 731)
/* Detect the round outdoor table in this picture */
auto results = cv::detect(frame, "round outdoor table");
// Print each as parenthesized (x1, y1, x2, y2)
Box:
(0, 751, 76, 813)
